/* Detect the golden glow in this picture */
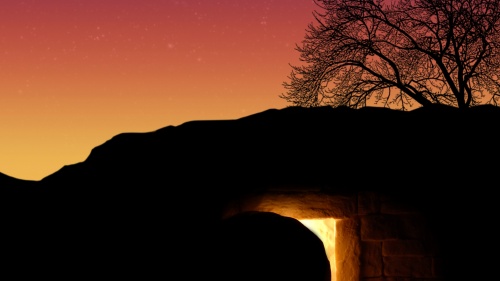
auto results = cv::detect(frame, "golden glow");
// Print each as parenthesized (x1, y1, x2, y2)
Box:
(300, 218, 337, 281)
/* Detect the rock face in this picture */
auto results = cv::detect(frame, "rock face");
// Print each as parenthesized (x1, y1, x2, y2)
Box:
(208, 211, 331, 281)
(1, 104, 499, 280)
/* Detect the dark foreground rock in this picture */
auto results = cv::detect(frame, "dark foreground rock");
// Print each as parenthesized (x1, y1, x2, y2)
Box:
(208, 211, 331, 281)
(1, 104, 499, 280)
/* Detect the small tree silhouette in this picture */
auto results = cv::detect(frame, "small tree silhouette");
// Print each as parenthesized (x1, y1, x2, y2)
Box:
(282, 0, 500, 110)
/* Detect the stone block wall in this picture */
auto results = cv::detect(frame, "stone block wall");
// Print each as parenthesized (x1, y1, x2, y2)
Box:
(357, 192, 444, 281)
(222, 189, 447, 281)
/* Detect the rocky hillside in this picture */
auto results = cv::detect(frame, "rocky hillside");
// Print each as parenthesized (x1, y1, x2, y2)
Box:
(1, 104, 498, 279)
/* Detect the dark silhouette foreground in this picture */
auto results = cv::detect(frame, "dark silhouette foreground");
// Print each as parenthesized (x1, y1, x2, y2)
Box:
(208, 211, 331, 281)
(1, 105, 499, 280)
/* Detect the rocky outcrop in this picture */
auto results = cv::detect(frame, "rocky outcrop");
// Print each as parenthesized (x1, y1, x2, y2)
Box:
(208, 211, 331, 281)
(1, 104, 499, 280)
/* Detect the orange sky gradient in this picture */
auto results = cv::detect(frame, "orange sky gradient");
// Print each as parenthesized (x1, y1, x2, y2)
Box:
(1, 1, 318, 180)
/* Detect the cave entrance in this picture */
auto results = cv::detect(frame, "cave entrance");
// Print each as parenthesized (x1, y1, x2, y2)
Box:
(222, 190, 359, 281)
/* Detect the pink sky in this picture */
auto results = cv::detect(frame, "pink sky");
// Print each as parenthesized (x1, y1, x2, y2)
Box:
(0, 0, 318, 180)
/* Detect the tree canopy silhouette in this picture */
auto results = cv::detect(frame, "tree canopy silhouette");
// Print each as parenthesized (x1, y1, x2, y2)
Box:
(282, 0, 500, 109)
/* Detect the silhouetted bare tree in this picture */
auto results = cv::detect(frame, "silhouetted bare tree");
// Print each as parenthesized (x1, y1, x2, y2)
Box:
(282, 0, 500, 109)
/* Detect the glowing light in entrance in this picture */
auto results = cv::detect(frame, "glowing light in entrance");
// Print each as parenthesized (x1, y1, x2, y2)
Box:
(300, 218, 337, 281)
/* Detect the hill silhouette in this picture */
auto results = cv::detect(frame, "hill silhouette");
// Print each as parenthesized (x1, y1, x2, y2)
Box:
(0, 171, 36, 189)
(1, 105, 498, 279)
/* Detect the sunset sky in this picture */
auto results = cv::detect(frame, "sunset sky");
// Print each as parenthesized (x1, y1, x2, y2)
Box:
(0, 0, 318, 180)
